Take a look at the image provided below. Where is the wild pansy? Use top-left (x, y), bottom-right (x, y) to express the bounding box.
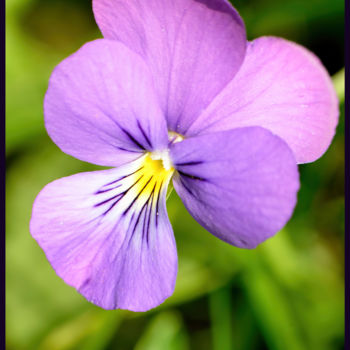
top-left (30, 0), bottom-right (338, 311)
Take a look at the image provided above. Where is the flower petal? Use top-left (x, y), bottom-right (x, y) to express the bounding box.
top-left (30, 155), bottom-right (177, 311)
top-left (170, 127), bottom-right (300, 249)
top-left (45, 39), bottom-right (169, 167)
top-left (93, 0), bottom-right (246, 133)
top-left (187, 37), bottom-right (339, 164)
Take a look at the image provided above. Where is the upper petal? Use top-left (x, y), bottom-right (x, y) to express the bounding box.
top-left (170, 127), bottom-right (300, 249)
top-left (30, 155), bottom-right (177, 311)
top-left (45, 39), bottom-right (169, 167)
top-left (187, 37), bottom-right (339, 164)
top-left (93, 0), bottom-right (246, 133)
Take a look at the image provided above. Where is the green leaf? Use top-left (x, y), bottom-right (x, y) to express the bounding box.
top-left (209, 287), bottom-right (233, 350)
top-left (134, 311), bottom-right (189, 350)
top-left (332, 68), bottom-right (345, 103)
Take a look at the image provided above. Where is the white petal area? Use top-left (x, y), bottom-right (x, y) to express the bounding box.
top-left (30, 155), bottom-right (177, 311)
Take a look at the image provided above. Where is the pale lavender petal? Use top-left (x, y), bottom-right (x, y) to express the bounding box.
top-left (170, 127), bottom-right (300, 248)
top-left (45, 39), bottom-right (168, 167)
top-left (93, 0), bottom-right (246, 133)
top-left (187, 37), bottom-right (339, 164)
top-left (30, 155), bottom-right (177, 311)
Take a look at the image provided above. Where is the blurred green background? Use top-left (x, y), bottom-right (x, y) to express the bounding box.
top-left (6, 0), bottom-right (345, 349)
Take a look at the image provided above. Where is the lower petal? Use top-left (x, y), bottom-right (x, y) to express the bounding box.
top-left (170, 127), bottom-right (300, 249)
top-left (30, 155), bottom-right (177, 311)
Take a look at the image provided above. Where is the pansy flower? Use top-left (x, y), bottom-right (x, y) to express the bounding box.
top-left (30, 0), bottom-right (338, 311)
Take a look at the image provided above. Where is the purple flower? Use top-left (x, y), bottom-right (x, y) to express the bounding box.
top-left (30, 0), bottom-right (338, 311)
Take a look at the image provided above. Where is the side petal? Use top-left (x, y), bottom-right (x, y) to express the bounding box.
top-left (93, 0), bottom-right (246, 133)
top-left (45, 39), bottom-right (169, 167)
top-left (187, 37), bottom-right (339, 164)
top-left (170, 127), bottom-right (300, 249)
top-left (30, 155), bottom-right (177, 311)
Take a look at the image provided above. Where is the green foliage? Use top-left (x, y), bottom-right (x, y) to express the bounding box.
top-left (134, 311), bottom-right (189, 350)
top-left (6, 0), bottom-right (344, 349)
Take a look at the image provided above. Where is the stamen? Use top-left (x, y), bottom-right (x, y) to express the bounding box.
top-left (168, 131), bottom-right (184, 145)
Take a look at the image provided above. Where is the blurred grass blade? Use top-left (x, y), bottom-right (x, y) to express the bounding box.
top-left (37, 311), bottom-right (121, 350)
top-left (79, 311), bottom-right (124, 350)
top-left (242, 265), bottom-right (304, 350)
top-left (209, 287), bottom-right (233, 350)
top-left (134, 311), bottom-right (189, 350)
top-left (332, 68), bottom-right (344, 103)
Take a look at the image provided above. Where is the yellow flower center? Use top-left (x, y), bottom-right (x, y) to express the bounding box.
top-left (133, 153), bottom-right (174, 201)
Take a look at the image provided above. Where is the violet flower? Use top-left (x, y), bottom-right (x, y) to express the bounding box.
top-left (30, 0), bottom-right (338, 311)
